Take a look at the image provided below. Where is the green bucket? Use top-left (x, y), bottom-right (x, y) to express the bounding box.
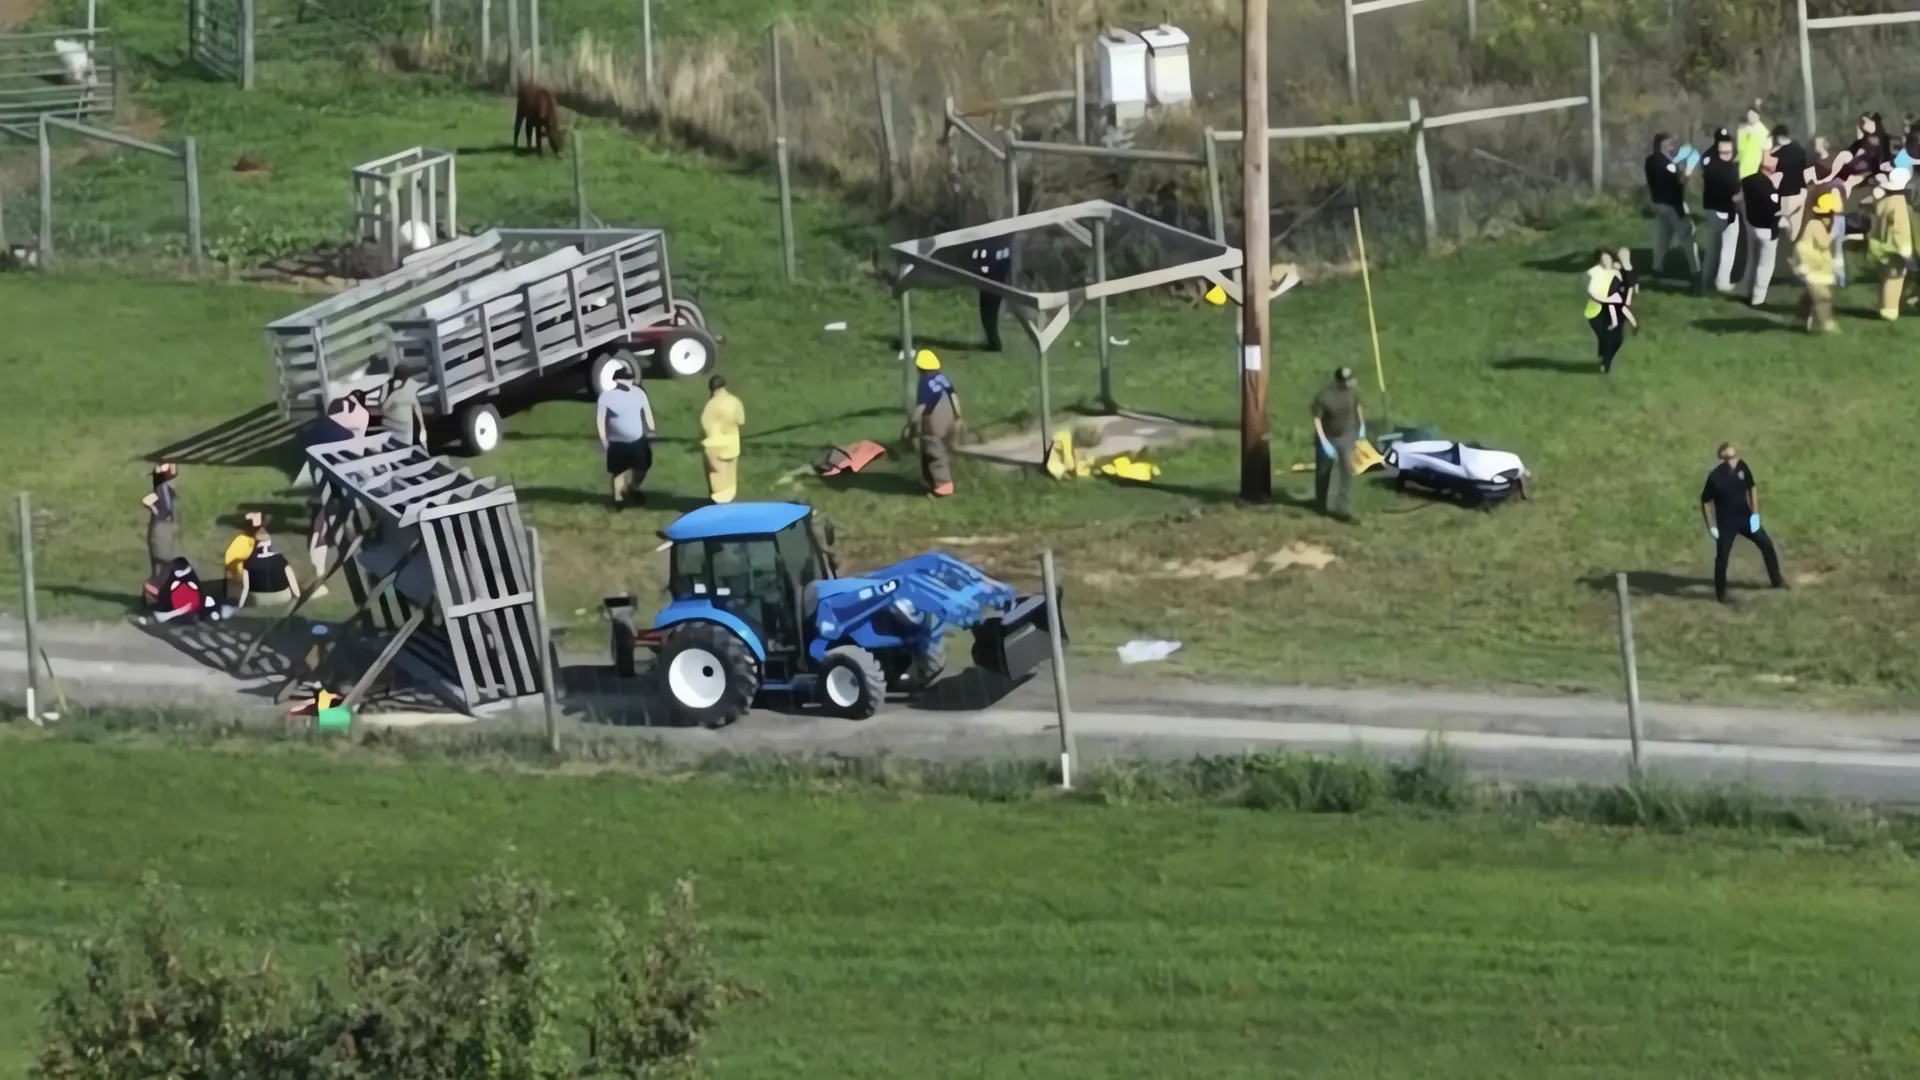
top-left (315, 705), bottom-right (352, 732)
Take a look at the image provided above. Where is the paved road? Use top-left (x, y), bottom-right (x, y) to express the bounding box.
top-left (6, 615), bottom-right (1920, 801)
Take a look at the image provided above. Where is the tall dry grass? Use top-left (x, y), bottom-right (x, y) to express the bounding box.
top-left (406, 0), bottom-right (1920, 265)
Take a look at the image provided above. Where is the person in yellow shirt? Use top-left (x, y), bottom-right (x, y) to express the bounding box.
top-left (223, 511), bottom-right (261, 604)
top-left (1736, 100), bottom-right (1770, 179)
top-left (699, 374), bottom-right (746, 504)
top-left (1795, 189), bottom-right (1842, 333)
top-left (1867, 166), bottom-right (1914, 320)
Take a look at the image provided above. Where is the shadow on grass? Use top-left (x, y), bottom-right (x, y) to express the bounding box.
top-left (44, 583), bottom-right (142, 614)
top-left (819, 470), bottom-right (928, 497)
top-left (147, 404), bottom-right (304, 475)
top-left (1490, 355), bottom-right (1600, 374)
top-left (1520, 250), bottom-right (1597, 275)
top-left (1582, 570), bottom-right (1726, 601)
top-left (877, 333), bottom-right (991, 354)
top-left (1693, 315), bottom-right (1783, 334)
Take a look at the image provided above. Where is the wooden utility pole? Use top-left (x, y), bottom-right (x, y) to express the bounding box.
top-left (1239, 0), bottom-right (1272, 501)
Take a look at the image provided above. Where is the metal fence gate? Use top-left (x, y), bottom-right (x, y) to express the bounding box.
top-left (0, 29), bottom-right (118, 134)
top-left (187, 0), bottom-right (249, 87)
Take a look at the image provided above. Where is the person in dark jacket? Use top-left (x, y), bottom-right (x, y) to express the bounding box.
top-left (1700, 442), bottom-right (1786, 605)
top-left (1645, 132), bottom-right (1702, 280)
top-left (969, 235), bottom-right (1014, 351)
top-left (1771, 124), bottom-right (1810, 242)
top-left (1699, 134), bottom-right (1743, 294)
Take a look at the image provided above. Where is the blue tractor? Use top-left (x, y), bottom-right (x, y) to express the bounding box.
top-left (608, 502), bottom-right (1061, 727)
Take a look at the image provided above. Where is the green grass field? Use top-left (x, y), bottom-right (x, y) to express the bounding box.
top-left (2, 737), bottom-right (1918, 1077)
top-left (7, 0), bottom-right (1920, 708)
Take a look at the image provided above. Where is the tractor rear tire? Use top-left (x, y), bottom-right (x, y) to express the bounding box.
top-left (819, 645), bottom-right (886, 719)
top-left (652, 622), bottom-right (759, 728)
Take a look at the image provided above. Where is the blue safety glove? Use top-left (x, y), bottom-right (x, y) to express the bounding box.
top-left (1319, 437), bottom-right (1335, 459)
top-left (1708, 526), bottom-right (1720, 541)
top-left (1749, 512), bottom-right (1760, 533)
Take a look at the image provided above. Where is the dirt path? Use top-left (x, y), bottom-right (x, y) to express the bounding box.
top-left (0, 0), bottom-right (46, 31)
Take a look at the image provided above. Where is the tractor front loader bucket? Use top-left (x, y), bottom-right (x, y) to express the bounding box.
top-left (970, 588), bottom-right (1066, 682)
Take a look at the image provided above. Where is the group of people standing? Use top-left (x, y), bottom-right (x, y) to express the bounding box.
top-left (1634, 103), bottom-right (1916, 344)
top-left (592, 363), bottom-right (748, 509)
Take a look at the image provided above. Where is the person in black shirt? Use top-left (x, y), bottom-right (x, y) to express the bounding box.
top-left (1699, 442), bottom-right (1786, 605)
top-left (1644, 132), bottom-right (1701, 279)
top-left (1699, 136), bottom-right (1743, 294)
top-left (1770, 125), bottom-right (1809, 240)
top-left (1738, 155), bottom-right (1783, 306)
top-left (967, 235), bottom-right (1014, 352)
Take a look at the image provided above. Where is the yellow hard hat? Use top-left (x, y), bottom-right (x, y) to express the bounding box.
top-left (1814, 190), bottom-right (1844, 215)
top-left (914, 349), bottom-right (940, 371)
top-left (1203, 283), bottom-right (1227, 306)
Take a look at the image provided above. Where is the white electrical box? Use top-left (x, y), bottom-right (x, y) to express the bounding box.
top-left (1139, 24), bottom-right (1192, 106)
top-left (1098, 29), bottom-right (1150, 123)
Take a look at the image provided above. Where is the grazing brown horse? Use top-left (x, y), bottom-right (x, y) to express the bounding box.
top-left (514, 80), bottom-right (566, 157)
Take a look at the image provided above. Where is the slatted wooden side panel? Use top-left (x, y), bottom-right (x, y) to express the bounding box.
top-left (386, 234), bottom-right (671, 417)
top-left (265, 234), bottom-right (505, 420)
top-left (419, 500), bottom-right (543, 707)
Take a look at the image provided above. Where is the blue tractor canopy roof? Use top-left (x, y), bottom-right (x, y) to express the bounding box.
top-left (661, 501), bottom-right (812, 542)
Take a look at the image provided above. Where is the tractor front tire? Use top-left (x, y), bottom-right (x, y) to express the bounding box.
top-left (819, 645), bottom-right (886, 719)
top-left (652, 622), bottom-right (759, 728)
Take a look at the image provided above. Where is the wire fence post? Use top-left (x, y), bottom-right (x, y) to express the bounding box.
top-left (875, 57), bottom-right (900, 206)
top-left (1203, 129), bottom-right (1225, 241)
top-left (240, 0), bottom-right (255, 90)
top-left (1003, 138), bottom-right (1019, 217)
top-left (526, 526), bottom-right (560, 754)
top-left (506, 0), bottom-right (521, 86)
top-left (36, 116), bottom-right (51, 266)
top-left (1466, 0), bottom-right (1477, 37)
top-left (1615, 571), bottom-right (1644, 781)
top-left (1040, 548), bottom-right (1074, 789)
top-left (183, 135), bottom-right (202, 272)
top-left (572, 132), bottom-right (587, 228)
top-left (640, 0), bottom-right (654, 97)
top-left (1343, 0), bottom-right (1358, 101)
top-left (1094, 219), bottom-right (1113, 413)
top-left (1796, 0), bottom-right (1816, 136)
top-left (529, 0), bottom-right (541, 75)
top-left (1409, 97), bottom-right (1436, 249)
top-left (17, 493), bottom-right (41, 724)
top-left (897, 290), bottom-right (914, 421)
top-left (771, 27), bottom-right (796, 281)
top-left (1587, 32), bottom-right (1603, 193)
top-left (1073, 42), bottom-right (1088, 143)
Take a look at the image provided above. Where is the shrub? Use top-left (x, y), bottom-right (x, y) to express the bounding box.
top-left (33, 869), bottom-right (738, 1080)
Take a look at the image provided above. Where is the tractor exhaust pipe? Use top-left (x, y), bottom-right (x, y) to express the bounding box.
top-left (969, 586), bottom-right (1065, 682)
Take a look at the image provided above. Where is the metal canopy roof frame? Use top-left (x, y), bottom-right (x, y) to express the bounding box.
top-left (888, 200), bottom-right (1252, 459)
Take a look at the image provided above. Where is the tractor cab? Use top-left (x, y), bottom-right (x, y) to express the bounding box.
top-left (661, 505), bottom-right (830, 687)
top-left (608, 502), bottom-right (1060, 728)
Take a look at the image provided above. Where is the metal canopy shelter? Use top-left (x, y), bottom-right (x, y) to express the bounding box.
top-left (889, 200), bottom-right (1276, 457)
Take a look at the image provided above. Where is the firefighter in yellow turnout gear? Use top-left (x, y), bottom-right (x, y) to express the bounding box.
top-left (1795, 189), bottom-right (1843, 334)
top-left (1868, 167), bottom-right (1915, 321)
top-left (699, 375), bottom-right (746, 504)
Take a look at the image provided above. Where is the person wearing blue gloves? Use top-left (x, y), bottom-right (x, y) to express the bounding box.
top-left (1645, 133), bottom-right (1702, 280)
top-left (1700, 442), bottom-right (1787, 606)
top-left (1310, 366), bottom-right (1364, 522)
